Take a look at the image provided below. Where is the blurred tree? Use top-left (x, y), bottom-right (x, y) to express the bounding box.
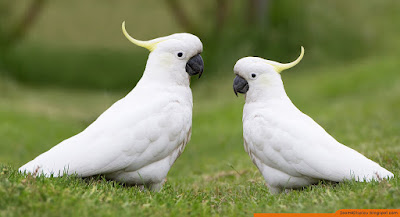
top-left (0, 0), bottom-right (46, 74)
top-left (163, 0), bottom-right (380, 68)
top-left (164, 0), bottom-right (197, 34)
top-left (163, 0), bottom-right (278, 75)
top-left (215, 0), bottom-right (229, 32)
top-left (0, 0), bottom-right (46, 51)
top-left (247, 0), bottom-right (270, 27)
top-left (164, 0), bottom-right (271, 36)
top-left (2, 0), bottom-right (396, 89)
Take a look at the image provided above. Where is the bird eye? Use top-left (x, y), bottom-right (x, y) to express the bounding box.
top-left (177, 52), bottom-right (183, 58)
top-left (251, 73), bottom-right (256, 78)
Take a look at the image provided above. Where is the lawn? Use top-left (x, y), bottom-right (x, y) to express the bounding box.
top-left (1, 52), bottom-right (399, 216)
top-left (1, 1), bottom-right (400, 215)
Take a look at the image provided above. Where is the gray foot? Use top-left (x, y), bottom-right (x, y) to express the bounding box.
top-left (149, 178), bottom-right (167, 192)
top-left (267, 185), bottom-right (283, 194)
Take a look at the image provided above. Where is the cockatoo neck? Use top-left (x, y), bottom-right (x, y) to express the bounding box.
top-left (140, 53), bottom-right (190, 87)
top-left (245, 74), bottom-right (291, 104)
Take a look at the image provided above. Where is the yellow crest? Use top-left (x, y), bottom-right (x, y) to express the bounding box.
top-left (122, 21), bottom-right (162, 52)
top-left (267, 47), bottom-right (304, 73)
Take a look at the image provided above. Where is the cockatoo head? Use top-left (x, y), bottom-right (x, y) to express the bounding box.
top-left (233, 47), bottom-right (304, 97)
top-left (122, 22), bottom-right (204, 82)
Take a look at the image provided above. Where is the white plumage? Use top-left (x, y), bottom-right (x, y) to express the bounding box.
top-left (233, 48), bottom-right (394, 194)
top-left (19, 23), bottom-right (203, 191)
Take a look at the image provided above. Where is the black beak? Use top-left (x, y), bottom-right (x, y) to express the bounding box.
top-left (233, 75), bottom-right (249, 96)
top-left (186, 54), bottom-right (204, 78)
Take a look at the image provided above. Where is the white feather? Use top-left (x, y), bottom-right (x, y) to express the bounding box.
top-left (235, 57), bottom-right (394, 194)
top-left (19, 33), bottom-right (202, 191)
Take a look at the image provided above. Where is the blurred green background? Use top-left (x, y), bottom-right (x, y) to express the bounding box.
top-left (1, 0), bottom-right (399, 90)
top-left (1, 0), bottom-right (400, 215)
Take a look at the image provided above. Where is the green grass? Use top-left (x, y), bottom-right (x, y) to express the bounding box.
top-left (1, 53), bottom-right (400, 216)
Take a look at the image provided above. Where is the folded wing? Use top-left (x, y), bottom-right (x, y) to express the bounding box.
top-left (245, 107), bottom-right (394, 182)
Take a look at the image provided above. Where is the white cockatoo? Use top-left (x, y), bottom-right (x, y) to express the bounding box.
top-left (19, 22), bottom-right (204, 191)
top-left (233, 47), bottom-right (394, 194)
